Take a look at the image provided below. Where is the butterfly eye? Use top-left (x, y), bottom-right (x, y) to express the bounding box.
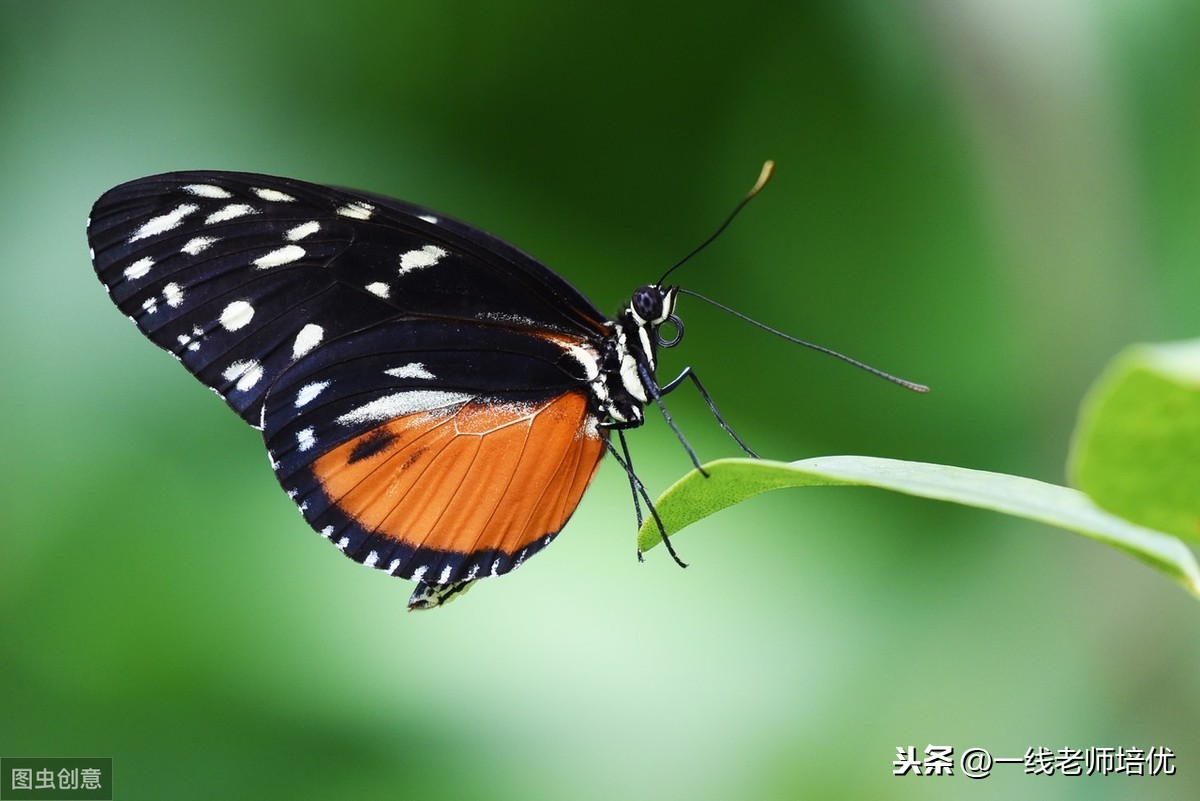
top-left (631, 285), bottom-right (665, 323)
top-left (655, 314), bottom-right (684, 348)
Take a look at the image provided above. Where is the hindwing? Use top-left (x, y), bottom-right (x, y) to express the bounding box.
top-left (262, 318), bottom-right (607, 585)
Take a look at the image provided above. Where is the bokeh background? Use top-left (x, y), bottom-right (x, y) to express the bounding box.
top-left (2, 1), bottom-right (1198, 799)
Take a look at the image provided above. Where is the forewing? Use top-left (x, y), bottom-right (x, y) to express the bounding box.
top-left (263, 319), bottom-right (607, 586)
top-left (87, 171), bottom-right (608, 426)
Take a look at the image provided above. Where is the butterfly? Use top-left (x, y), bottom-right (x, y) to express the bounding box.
top-left (87, 163), bottom-right (925, 610)
top-left (86, 166), bottom-right (761, 609)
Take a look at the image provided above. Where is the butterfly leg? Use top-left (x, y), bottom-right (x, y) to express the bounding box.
top-left (638, 362), bottom-right (709, 476)
top-left (602, 435), bottom-right (688, 569)
top-left (659, 365), bottom-right (759, 458)
top-left (616, 429), bottom-right (645, 533)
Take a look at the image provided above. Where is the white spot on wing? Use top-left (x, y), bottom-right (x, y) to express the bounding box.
top-left (162, 282), bottom-right (185, 308)
top-left (320, 525), bottom-right (334, 539)
top-left (336, 536), bottom-right (350, 552)
top-left (183, 183), bottom-right (231, 199)
top-left (142, 297), bottom-right (158, 314)
top-left (123, 256), bottom-right (154, 280)
top-left (219, 300), bottom-right (255, 331)
top-left (291, 323), bottom-right (324, 358)
top-left (253, 244), bottom-right (305, 268)
top-left (398, 245), bottom-right (448, 274)
top-left (253, 187), bottom-right (296, 202)
top-left (286, 221), bottom-right (320, 241)
top-left (295, 380), bottom-right (330, 407)
top-left (296, 426), bottom-right (316, 451)
top-left (335, 390), bottom-right (472, 425)
top-left (176, 325), bottom-right (204, 352)
top-left (438, 565), bottom-right (452, 584)
top-left (411, 565), bottom-right (428, 583)
top-left (384, 362), bottom-right (435, 380)
top-left (205, 203), bottom-right (257, 224)
top-left (364, 551), bottom-right (380, 568)
top-left (130, 203), bottom-right (198, 241)
top-left (222, 359), bottom-right (264, 392)
top-left (336, 201), bottom-right (374, 219)
top-left (387, 558), bottom-right (401, 575)
top-left (365, 282), bottom-right (390, 298)
top-left (238, 362), bottom-right (264, 392)
top-left (181, 236), bottom-right (217, 255)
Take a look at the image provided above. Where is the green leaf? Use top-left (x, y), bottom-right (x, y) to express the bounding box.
top-left (637, 456), bottom-right (1200, 599)
top-left (1070, 339), bottom-right (1200, 543)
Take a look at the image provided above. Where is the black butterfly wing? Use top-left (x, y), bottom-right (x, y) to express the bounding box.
top-left (262, 318), bottom-right (607, 591)
top-left (87, 171), bottom-right (609, 428)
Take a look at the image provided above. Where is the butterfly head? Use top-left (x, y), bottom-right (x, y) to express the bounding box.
top-left (627, 284), bottom-right (683, 348)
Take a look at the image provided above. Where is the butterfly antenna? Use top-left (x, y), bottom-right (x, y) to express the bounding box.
top-left (658, 161), bottom-right (775, 286)
top-left (678, 289), bottom-right (930, 392)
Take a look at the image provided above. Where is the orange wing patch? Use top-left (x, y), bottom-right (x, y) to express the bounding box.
top-left (311, 391), bottom-right (605, 560)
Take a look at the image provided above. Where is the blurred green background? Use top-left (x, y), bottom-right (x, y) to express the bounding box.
top-left (2, 1), bottom-right (1198, 798)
